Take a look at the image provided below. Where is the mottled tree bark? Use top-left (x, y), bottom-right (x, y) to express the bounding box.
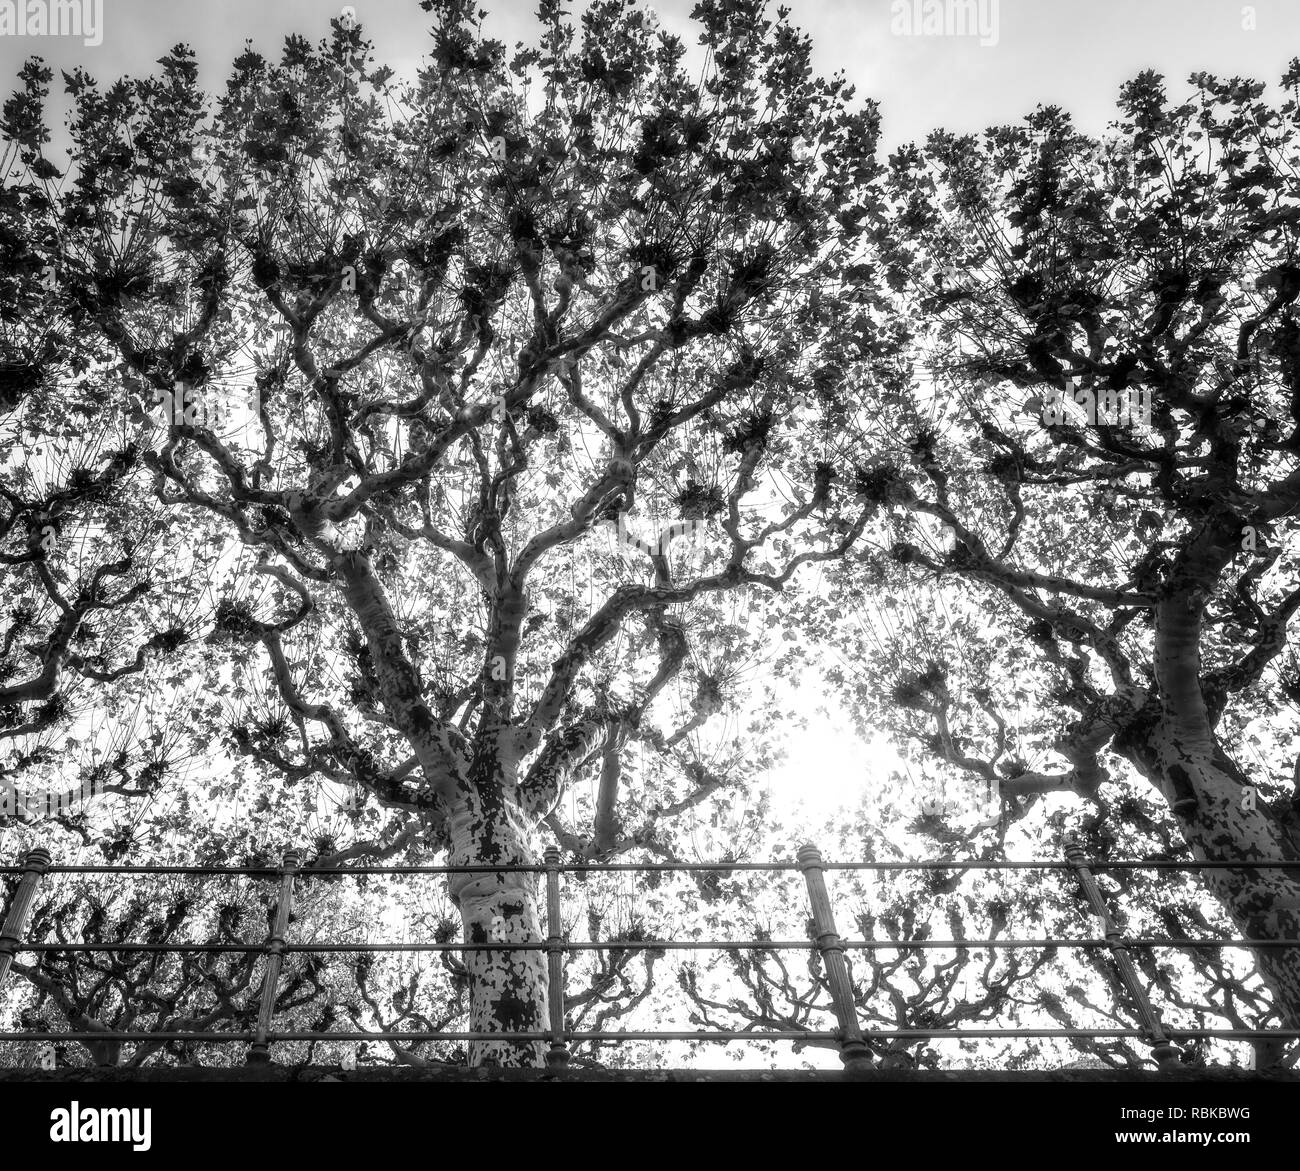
top-left (1138, 734), bottom-right (1300, 1024)
top-left (339, 552), bottom-right (552, 1066)
top-left (444, 755), bottom-right (550, 1067)
top-left (1128, 586), bottom-right (1300, 1028)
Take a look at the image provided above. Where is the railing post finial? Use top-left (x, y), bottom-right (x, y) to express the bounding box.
top-left (1064, 837), bottom-right (1181, 1073)
top-left (247, 848), bottom-right (300, 1066)
top-left (543, 846), bottom-right (570, 1070)
top-left (798, 842), bottom-right (872, 1074)
top-left (0, 847), bottom-right (53, 993)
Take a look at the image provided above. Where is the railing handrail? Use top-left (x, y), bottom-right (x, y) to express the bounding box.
top-left (4, 937), bottom-right (1295, 953)
top-left (4, 1028), bottom-right (1298, 1044)
top-left (3, 859), bottom-right (1297, 875)
top-left (2, 843), bottom-right (1295, 1073)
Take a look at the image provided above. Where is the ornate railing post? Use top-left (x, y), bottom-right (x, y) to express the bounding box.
top-left (797, 843), bottom-right (872, 1072)
top-left (543, 846), bottom-right (570, 1069)
top-left (1065, 837), bottom-right (1180, 1072)
top-left (247, 849), bottom-right (300, 1066)
top-left (0, 848), bottom-right (52, 993)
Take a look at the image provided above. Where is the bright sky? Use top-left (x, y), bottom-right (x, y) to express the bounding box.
top-left (764, 716), bottom-right (902, 827)
top-left (3, 0), bottom-right (1299, 150)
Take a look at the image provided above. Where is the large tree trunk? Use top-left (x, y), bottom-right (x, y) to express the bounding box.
top-left (444, 764), bottom-right (550, 1068)
top-left (1141, 587), bottom-right (1300, 1030)
top-left (338, 554), bottom-right (554, 1066)
top-left (1139, 727), bottom-right (1300, 1030)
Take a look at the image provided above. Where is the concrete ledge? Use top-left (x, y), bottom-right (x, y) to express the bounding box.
top-left (0, 1065), bottom-right (1296, 1083)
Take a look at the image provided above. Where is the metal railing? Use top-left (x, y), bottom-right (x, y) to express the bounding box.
top-left (1, 838), bottom-right (1297, 1072)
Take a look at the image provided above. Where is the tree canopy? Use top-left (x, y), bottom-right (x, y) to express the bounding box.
top-left (1, 2), bottom-right (1297, 1074)
top-left (0, 0), bottom-right (883, 1067)
top-left (809, 64), bottom-right (1300, 1056)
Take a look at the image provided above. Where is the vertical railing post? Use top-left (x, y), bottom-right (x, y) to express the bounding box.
top-left (1065, 837), bottom-right (1180, 1072)
top-left (247, 849), bottom-right (299, 1066)
top-left (543, 846), bottom-right (569, 1069)
top-left (797, 843), bottom-right (873, 1072)
top-left (0, 848), bottom-right (52, 993)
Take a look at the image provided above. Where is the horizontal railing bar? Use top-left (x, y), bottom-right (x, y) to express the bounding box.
top-left (2, 1029), bottom-right (1295, 1043)
top-left (10, 938), bottom-right (1297, 953)
top-left (3, 860), bottom-right (1297, 876)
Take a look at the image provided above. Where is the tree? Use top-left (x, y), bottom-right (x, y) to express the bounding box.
top-left (0, 59), bottom-right (194, 841)
top-left (3, 871), bottom-right (329, 1070)
top-left (680, 789), bottom-right (1283, 1070)
top-left (2, 0), bottom-right (882, 1065)
top-left (813, 66), bottom-right (1300, 1054)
